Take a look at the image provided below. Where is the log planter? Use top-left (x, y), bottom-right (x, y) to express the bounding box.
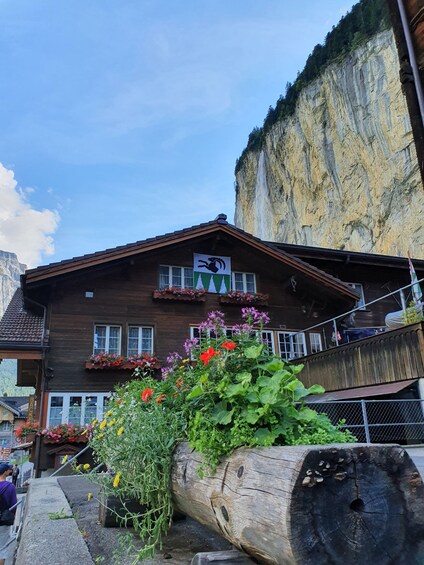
top-left (171, 442), bottom-right (424, 564)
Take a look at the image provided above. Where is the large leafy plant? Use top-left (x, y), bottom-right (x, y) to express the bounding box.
top-left (89, 308), bottom-right (355, 560)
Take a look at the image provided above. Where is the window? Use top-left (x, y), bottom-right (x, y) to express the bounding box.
top-left (128, 326), bottom-right (154, 356)
top-left (0, 422), bottom-right (12, 432)
top-left (347, 283), bottom-right (366, 310)
top-left (93, 325), bottom-right (121, 355)
top-left (232, 272), bottom-right (256, 293)
top-left (277, 331), bottom-right (306, 360)
top-left (189, 326), bottom-right (234, 351)
top-left (309, 332), bottom-right (323, 354)
top-left (47, 393), bottom-right (111, 426)
top-left (261, 331), bottom-right (276, 354)
top-left (159, 265), bottom-right (193, 289)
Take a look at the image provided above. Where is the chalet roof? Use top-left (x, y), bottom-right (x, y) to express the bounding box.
top-left (0, 289), bottom-right (44, 346)
top-left (0, 399), bottom-right (20, 417)
top-left (23, 215), bottom-right (358, 301)
top-left (0, 397), bottom-right (29, 417)
top-left (270, 241), bottom-right (424, 271)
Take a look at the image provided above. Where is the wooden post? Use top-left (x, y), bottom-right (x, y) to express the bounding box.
top-left (172, 443), bottom-right (424, 564)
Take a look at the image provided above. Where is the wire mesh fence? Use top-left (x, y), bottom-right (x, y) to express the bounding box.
top-left (305, 399), bottom-right (424, 444)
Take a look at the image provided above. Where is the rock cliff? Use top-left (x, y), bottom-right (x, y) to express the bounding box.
top-left (0, 251), bottom-right (25, 318)
top-left (234, 30), bottom-right (424, 258)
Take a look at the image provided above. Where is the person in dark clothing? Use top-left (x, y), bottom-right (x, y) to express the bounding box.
top-left (11, 465), bottom-right (19, 487)
top-left (0, 464), bottom-right (17, 515)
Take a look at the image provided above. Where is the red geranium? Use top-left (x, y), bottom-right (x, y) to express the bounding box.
top-left (199, 347), bottom-right (220, 366)
top-left (141, 388), bottom-right (154, 402)
top-left (221, 341), bottom-right (236, 350)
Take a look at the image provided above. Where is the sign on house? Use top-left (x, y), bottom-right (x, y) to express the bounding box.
top-left (193, 253), bottom-right (231, 293)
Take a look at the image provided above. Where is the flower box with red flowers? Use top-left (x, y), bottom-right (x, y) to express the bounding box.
top-left (85, 353), bottom-right (161, 371)
top-left (14, 420), bottom-right (40, 443)
top-left (219, 291), bottom-right (269, 306)
top-left (152, 287), bottom-right (207, 302)
top-left (41, 423), bottom-right (90, 445)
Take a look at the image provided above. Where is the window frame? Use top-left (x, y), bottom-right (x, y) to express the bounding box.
top-left (309, 332), bottom-right (323, 354)
top-left (93, 324), bottom-right (122, 355)
top-left (231, 272), bottom-right (256, 293)
top-left (277, 331), bottom-right (307, 360)
top-left (159, 265), bottom-right (194, 290)
top-left (347, 282), bottom-right (366, 310)
top-left (46, 392), bottom-right (112, 427)
top-left (127, 325), bottom-right (154, 356)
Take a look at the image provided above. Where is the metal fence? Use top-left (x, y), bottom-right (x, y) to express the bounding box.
top-left (306, 399), bottom-right (424, 444)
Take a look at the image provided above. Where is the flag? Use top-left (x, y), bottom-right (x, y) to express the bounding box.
top-left (408, 252), bottom-right (423, 305)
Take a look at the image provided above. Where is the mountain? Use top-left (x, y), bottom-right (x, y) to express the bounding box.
top-left (234, 0), bottom-right (424, 257)
top-left (0, 251), bottom-right (33, 395)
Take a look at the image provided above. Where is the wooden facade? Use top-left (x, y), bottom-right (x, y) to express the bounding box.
top-left (2, 217), bottom-right (424, 473)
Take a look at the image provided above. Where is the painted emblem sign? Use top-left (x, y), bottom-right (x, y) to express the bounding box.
top-left (193, 253), bottom-right (231, 293)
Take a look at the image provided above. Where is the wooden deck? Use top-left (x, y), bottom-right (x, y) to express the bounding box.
top-left (299, 322), bottom-right (424, 392)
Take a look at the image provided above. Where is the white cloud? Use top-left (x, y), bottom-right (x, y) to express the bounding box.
top-left (0, 162), bottom-right (59, 268)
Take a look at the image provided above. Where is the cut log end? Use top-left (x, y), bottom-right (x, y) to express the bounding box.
top-left (290, 445), bottom-right (424, 564)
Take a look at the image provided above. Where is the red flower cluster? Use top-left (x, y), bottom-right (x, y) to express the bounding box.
top-left (154, 287), bottom-right (206, 299)
top-left (222, 290), bottom-right (269, 304)
top-left (87, 353), bottom-right (160, 369)
top-left (41, 423), bottom-right (90, 443)
top-left (141, 388), bottom-right (154, 402)
top-left (221, 341), bottom-right (236, 350)
top-left (199, 347), bottom-right (221, 366)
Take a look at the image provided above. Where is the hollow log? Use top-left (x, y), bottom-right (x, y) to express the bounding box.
top-left (171, 443), bottom-right (424, 565)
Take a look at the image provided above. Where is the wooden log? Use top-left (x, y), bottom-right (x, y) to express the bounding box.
top-left (172, 443), bottom-right (424, 565)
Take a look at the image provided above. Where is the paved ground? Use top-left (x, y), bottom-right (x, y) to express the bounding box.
top-left (59, 476), bottom-right (232, 564)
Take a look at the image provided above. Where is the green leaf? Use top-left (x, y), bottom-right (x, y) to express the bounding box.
top-left (258, 388), bottom-right (278, 405)
top-left (306, 384), bottom-right (325, 396)
top-left (290, 363), bottom-right (304, 374)
top-left (225, 383), bottom-right (245, 397)
top-left (258, 359), bottom-right (285, 373)
top-left (186, 385), bottom-right (203, 399)
top-left (297, 407), bottom-right (318, 423)
top-left (245, 391), bottom-right (260, 403)
top-left (211, 401), bottom-right (234, 425)
top-left (199, 374), bottom-right (209, 384)
top-left (254, 427), bottom-right (275, 445)
top-left (235, 371), bottom-right (252, 385)
top-left (244, 344), bottom-right (263, 359)
top-left (241, 407), bottom-right (261, 425)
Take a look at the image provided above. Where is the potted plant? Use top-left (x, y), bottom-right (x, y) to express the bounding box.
top-left (219, 290), bottom-right (269, 306)
top-left (14, 420), bottom-right (40, 443)
top-left (152, 287), bottom-right (207, 302)
top-left (41, 423), bottom-right (91, 444)
top-left (85, 352), bottom-right (160, 371)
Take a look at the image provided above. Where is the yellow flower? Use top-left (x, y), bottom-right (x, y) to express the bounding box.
top-left (87, 492), bottom-right (93, 502)
top-left (105, 410), bottom-right (113, 418)
top-left (182, 358), bottom-right (190, 363)
top-left (117, 427), bottom-right (124, 436)
top-left (97, 433), bottom-right (104, 439)
top-left (62, 455), bottom-right (68, 464)
top-left (83, 463), bottom-right (90, 470)
top-left (91, 418), bottom-right (98, 426)
top-left (108, 419), bottom-right (115, 427)
top-left (99, 419), bottom-right (107, 429)
top-left (75, 464), bottom-right (81, 471)
top-left (81, 428), bottom-right (88, 435)
top-left (113, 471), bottom-right (121, 488)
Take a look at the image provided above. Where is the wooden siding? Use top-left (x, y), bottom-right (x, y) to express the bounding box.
top-left (299, 322), bottom-right (424, 392)
top-left (42, 238), bottom-right (349, 393)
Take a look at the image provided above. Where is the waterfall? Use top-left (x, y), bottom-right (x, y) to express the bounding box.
top-left (254, 151), bottom-right (274, 241)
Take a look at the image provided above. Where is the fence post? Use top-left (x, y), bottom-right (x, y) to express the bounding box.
top-left (332, 319), bottom-right (339, 347)
top-left (361, 400), bottom-right (371, 443)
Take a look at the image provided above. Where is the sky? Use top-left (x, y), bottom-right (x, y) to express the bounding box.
top-left (0, 0), bottom-right (356, 268)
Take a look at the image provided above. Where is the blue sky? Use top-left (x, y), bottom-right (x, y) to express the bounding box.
top-left (0, 0), bottom-right (356, 267)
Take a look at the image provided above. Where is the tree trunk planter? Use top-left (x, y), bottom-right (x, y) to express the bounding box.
top-left (171, 443), bottom-right (424, 564)
top-left (152, 290), bottom-right (206, 303)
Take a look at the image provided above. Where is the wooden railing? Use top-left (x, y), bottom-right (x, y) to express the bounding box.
top-left (299, 322), bottom-right (424, 391)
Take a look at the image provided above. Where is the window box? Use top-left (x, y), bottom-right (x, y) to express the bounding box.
top-left (85, 354), bottom-right (161, 371)
top-left (219, 291), bottom-right (269, 306)
top-left (43, 435), bottom-right (89, 445)
top-left (152, 289), bottom-right (206, 302)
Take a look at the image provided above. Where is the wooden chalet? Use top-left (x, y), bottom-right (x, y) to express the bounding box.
top-left (0, 214), bottom-right (423, 474)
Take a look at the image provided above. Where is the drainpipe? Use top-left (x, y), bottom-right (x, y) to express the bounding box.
top-left (397, 0), bottom-right (424, 127)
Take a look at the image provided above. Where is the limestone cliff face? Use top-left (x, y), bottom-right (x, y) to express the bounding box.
top-left (235, 30), bottom-right (424, 258)
top-left (0, 251), bottom-right (25, 318)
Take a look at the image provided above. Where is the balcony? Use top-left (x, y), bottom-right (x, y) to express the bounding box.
top-left (299, 322), bottom-right (424, 392)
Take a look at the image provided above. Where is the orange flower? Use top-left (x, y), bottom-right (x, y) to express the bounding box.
top-left (173, 392), bottom-right (178, 398)
top-left (221, 341), bottom-right (236, 350)
top-left (156, 394), bottom-right (166, 404)
top-left (199, 347), bottom-right (220, 366)
top-left (141, 388), bottom-right (154, 402)
top-left (176, 378), bottom-right (183, 389)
